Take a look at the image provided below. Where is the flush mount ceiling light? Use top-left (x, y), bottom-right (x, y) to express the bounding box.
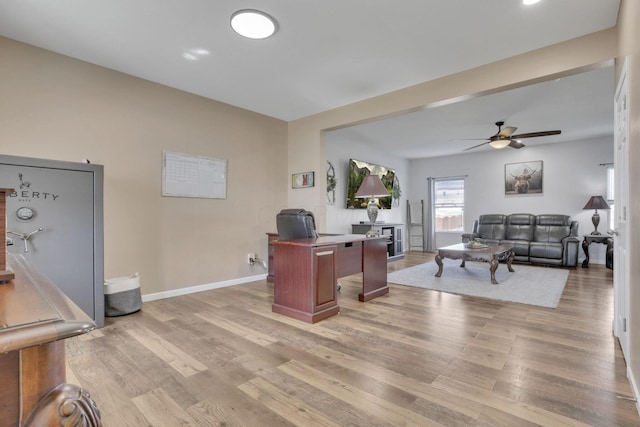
top-left (523, 0), bottom-right (541, 5)
top-left (231, 9), bottom-right (277, 39)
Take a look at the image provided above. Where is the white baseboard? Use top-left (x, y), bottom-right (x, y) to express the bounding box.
top-left (629, 364), bottom-right (640, 416)
top-left (141, 273), bottom-right (267, 302)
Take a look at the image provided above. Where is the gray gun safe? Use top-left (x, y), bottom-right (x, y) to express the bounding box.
top-left (0, 154), bottom-right (105, 327)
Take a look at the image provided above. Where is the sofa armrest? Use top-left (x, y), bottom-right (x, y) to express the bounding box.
top-left (461, 233), bottom-right (478, 243)
top-left (461, 219), bottom-right (481, 243)
top-left (562, 236), bottom-right (580, 266)
top-left (569, 220), bottom-right (579, 238)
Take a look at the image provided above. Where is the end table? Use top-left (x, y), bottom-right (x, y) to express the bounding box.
top-left (582, 235), bottom-right (610, 268)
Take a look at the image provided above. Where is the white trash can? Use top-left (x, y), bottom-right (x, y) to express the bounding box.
top-left (104, 272), bottom-right (142, 317)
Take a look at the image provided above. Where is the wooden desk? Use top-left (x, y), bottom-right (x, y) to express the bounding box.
top-left (271, 234), bottom-right (388, 323)
top-left (0, 254), bottom-right (102, 426)
top-left (267, 232), bottom-right (341, 282)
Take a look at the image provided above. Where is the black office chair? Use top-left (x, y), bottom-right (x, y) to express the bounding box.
top-left (275, 209), bottom-right (341, 291)
top-left (276, 209), bottom-right (318, 240)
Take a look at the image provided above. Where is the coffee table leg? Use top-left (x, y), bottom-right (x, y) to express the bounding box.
top-left (435, 254), bottom-right (443, 277)
top-left (460, 256), bottom-right (466, 268)
top-left (507, 251), bottom-right (515, 273)
top-left (490, 254), bottom-right (499, 285)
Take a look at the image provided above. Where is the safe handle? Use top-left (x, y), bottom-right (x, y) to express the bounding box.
top-left (7, 227), bottom-right (44, 253)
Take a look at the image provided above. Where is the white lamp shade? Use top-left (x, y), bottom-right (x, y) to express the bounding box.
top-left (355, 175), bottom-right (390, 198)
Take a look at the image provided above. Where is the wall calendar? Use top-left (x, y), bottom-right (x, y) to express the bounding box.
top-left (162, 150), bottom-right (227, 199)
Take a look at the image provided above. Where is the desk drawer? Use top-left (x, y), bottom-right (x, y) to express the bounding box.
top-left (337, 241), bottom-right (363, 278)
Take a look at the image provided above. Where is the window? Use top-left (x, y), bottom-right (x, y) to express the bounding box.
top-left (607, 166), bottom-right (615, 230)
top-left (434, 178), bottom-right (464, 231)
top-left (606, 166), bottom-right (615, 201)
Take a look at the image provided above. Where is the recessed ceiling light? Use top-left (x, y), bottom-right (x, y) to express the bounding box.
top-left (230, 9), bottom-right (277, 39)
top-left (523, 0), bottom-right (541, 5)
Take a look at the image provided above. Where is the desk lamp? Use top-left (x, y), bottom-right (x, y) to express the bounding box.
top-left (355, 175), bottom-right (391, 237)
top-left (583, 195), bottom-right (610, 235)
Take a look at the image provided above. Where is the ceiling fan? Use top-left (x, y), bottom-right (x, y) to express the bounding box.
top-left (460, 121), bottom-right (561, 151)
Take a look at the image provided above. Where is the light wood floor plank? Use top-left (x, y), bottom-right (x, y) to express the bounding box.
top-left (239, 377), bottom-right (344, 427)
top-left (127, 327), bottom-right (208, 377)
top-left (65, 252), bottom-right (639, 426)
top-left (132, 387), bottom-right (199, 426)
top-left (271, 340), bottom-right (486, 419)
top-left (279, 359), bottom-right (445, 426)
top-left (194, 311), bottom-right (279, 347)
top-left (431, 375), bottom-right (594, 427)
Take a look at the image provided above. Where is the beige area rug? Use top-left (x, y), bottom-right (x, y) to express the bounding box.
top-left (387, 259), bottom-right (569, 308)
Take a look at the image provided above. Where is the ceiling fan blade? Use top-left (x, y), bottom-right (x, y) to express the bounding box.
top-left (498, 126), bottom-right (517, 138)
top-left (457, 123), bottom-right (560, 152)
top-left (511, 130), bottom-right (561, 139)
top-left (463, 141), bottom-right (490, 151)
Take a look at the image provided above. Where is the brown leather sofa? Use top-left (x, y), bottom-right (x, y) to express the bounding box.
top-left (462, 213), bottom-right (580, 267)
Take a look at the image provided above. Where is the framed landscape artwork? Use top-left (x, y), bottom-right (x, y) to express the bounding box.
top-left (505, 161), bottom-right (543, 195)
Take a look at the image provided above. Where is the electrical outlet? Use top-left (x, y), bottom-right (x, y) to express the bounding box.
top-left (247, 253), bottom-right (255, 265)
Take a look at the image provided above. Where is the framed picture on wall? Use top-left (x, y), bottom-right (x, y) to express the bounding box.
top-left (292, 171), bottom-right (314, 189)
top-left (505, 160), bottom-right (543, 195)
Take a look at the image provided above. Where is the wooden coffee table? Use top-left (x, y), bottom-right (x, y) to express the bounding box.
top-left (435, 243), bottom-right (515, 284)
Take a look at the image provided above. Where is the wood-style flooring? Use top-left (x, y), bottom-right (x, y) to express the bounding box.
top-left (66, 252), bottom-right (640, 426)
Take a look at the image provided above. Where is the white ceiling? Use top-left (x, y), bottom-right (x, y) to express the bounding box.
top-left (328, 65), bottom-right (615, 159)
top-left (0, 1), bottom-right (619, 158)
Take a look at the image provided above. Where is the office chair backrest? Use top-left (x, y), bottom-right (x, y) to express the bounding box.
top-left (276, 209), bottom-right (318, 240)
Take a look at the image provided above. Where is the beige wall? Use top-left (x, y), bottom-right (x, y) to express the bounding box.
top-left (617, 0), bottom-right (640, 402)
top-left (0, 37), bottom-right (288, 295)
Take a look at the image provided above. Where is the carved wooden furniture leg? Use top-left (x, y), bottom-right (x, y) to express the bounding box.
top-left (490, 254), bottom-right (499, 284)
top-left (507, 251), bottom-right (515, 272)
top-left (24, 383), bottom-right (102, 427)
top-left (582, 237), bottom-right (590, 268)
top-left (435, 254), bottom-right (443, 277)
top-left (1, 255), bottom-right (101, 426)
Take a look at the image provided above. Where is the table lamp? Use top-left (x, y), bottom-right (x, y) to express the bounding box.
top-left (355, 175), bottom-right (391, 237)
top-left (583, 195), bottom-right (610, 235)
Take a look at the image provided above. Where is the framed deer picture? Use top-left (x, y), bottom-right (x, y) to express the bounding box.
top-left (505, 161), bottom-right (543, 195)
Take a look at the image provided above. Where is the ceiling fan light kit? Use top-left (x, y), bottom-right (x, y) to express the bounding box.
top-left (489, 139), bottom-right (511, 149)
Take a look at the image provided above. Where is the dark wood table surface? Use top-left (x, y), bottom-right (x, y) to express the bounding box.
top-left (435, 243), bottom-right (515, 284)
